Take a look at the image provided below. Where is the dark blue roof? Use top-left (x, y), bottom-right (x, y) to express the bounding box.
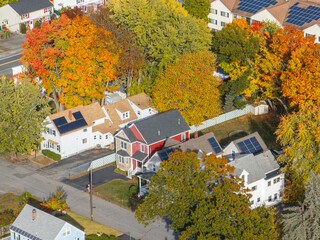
top-left (52, 111), bottom-right (88, 135)
top-left (237, 0), bottom-right (278, 14)
top-left (286, 2), bottom-right (320, 26)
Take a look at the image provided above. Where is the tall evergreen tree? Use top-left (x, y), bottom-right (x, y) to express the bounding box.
top-left (283, 172), bottom-right (320, 240)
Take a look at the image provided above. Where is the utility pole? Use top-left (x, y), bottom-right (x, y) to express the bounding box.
top-left (90, 168), bottom-right (93, 221)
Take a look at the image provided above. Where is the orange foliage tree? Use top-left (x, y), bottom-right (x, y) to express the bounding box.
top-left (21, 14), bottom-right (119, 111)
top-left (152, 51), bottom-right (221, 126)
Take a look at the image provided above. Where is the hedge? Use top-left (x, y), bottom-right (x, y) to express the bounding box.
top-left (20, 23), bottom-right (26, 34)
top-left (42, 150), bottom-right (61, 161)
top-left (86, 234), bottom-right (117, 240)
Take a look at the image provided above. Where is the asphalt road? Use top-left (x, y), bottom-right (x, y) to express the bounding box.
top-left (0, 53), bottom-right (22, 76)
top-left (0, 158), bottom-right (178, 240)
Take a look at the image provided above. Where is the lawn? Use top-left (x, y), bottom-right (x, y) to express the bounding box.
top-left (199, 113), bottom-right (281, 150)
top-left (0, 193), bottom-right (20, 212)
top-left (58, 211), bottom-right (122, 236)
top-left (94, 179), bottom-right (140, 210)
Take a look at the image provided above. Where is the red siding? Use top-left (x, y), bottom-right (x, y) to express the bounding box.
top-left (171, 134), bottom-right (182, 142)
top-left (132, 142), bottom-right (140, 155)
top-left (149, 140), bottom-right (166, 156)
top-left (186, 131), bottom-right (190, 140)
top-left (132, 159), bottom-right (136, 169)
top-left (130, 125), bottom-right (145, 142)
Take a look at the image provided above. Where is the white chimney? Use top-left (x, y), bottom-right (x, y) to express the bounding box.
top-left (158, 130), bottom-right (160, 135)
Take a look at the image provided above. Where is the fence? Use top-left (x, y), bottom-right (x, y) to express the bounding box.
top-left (0, 225), bottom-right (10, 238)
top-left (69, 153), bottom-right (116, 177)
top-left (189, 104), bottom-right (268, 134)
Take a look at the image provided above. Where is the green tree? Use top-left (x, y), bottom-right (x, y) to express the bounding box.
top-left (0, 77), bottom-right (50, 160)
top-left (283, 172), bottom-right (320, 240)
top-left (276, 105), bottom-right (320, 203)
top-left (212, 18), bottom-right (261, 96)
top-left (152, 51), bottom-right (221, 126)
top-left (0, 0), bottom-right (18, 7)
top-left (184, 0), bottom-right (210, 20)
top-left (135, 151), bottom-right (277, 240)
top-left (108, 0), bottom-right (211, 69)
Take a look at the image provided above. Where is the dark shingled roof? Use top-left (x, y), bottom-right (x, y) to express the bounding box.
top-left (9, 0), bottom-right (53, 15)
top-left (126, 109), bottom-right (190, 145)
top-left (117, 150), bottom-right (130, 157)
top-left (132, 151), bottom-right (148, 162)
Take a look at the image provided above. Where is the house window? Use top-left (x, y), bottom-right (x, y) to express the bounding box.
top-left (100, 135), bottom-right (102, 140)
top-left (83, 128), bottom-right (87, 132)
top-left (57, 145), bottom-right (60, 152)
top-left (77, 0), bottom-right (84, 3)
top-left (125, 158), bottom-right (129, 164)
top-left (119, 156), bottom-right (124, 163)
top-left (62, 227), bottom-right (71, 236)
top-left (94, 136), bottom-right (96, 140)
top-left (181, 133), bottom-right (186, 142)
top-left (105, 135), bottom-right (108, 139)
top-left (305, 33), bottom-right (314, 37)
top-left (274, 193), bottom-right (278, 200)
top-left (251, 186), bottom-right (257, 191)
top-left (318, 36), bottom-right (320, 42)
top-left (250, 200), bottom-right (254, 205)
top-left (122, 111), bottom-right (129, 120)
top-left (141, 145), bottom-right (145, 152)
top-left (268, 195), bottom-right (272, 202)
top-left (210, 19), bottom-right (218, 25)
top-left (221, 22), bottom-right (226, 27)
top-left (152, 163), bottom-right (156, 172)
top-left (121, 141), bottom-right (127, 149)
top-left (137, 111), bottom-right (141, 115)
top-left (257, 197), bottom-right (260, 203)
top-left (241, 175), bottom-right (245, 182)
top-left (268, 181), bottom-right (271, 187)
top-left (221, 11), bottom-right (229, 17)
top-left (22, 14), bottom-right (28, 20)
top-left (82, 138), bottom-right (87, 144)
top-left (211, 8), bottom-right (217, 14)
top-left (44, 7), bottom-right (51, 13)
top-left (273, 178), bottom-right (277, 184)
top-left (277, 177), bottom-right (280, 182)
top-left (234, 14), bottom-right (238, 19)
top-left (52, 130), bottom-right (56, 136)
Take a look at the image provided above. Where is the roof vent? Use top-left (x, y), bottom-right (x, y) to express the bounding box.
top-left (68, 110), bottom-right (73, 121)
top-left (158, 130), bottom-right (160, 136)
top-left (32, 209), bottom-right (36, 221)
top-left (178, 119), bottom-right (180, 125)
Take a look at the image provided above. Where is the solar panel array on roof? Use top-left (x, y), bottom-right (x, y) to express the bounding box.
top-left (159, 149), bottom-right (175, 161)
top-left (237, 137), bottom-right (263, 154)
top-left (52, 111), bottom-right (88, 134)
top-left (237, 0), bottom-right (278, 14)
top-left (286, 2), bottom-right (320, 26)
top-left (10, 225), bottom-right (41, 240)
top-left (208, 137), bottom-right (222, 154)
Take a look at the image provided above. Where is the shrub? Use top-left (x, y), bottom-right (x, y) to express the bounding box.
top-left (34, 21), bottom-right (41, 29)
top-left (129, 185), bottom-right (138, 196)
top-left (20, 23), bottom-right (26, 34)
top-left (40, 187), bottom-right (68, 212)
top-left (42, 149), bottom-right (61, 161)
top-left (86, 234), bottom-right (117, 240)
top-left (0, 209), bottom-right (15, 227)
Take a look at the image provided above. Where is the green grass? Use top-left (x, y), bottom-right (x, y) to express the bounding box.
top-left (94, 179), bottom-right (140, 210)
top-left (199, 113), bottom-right (281, 150)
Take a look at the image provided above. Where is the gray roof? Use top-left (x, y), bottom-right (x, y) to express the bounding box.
top-left (160, 132), bottom-right (221, 155)
top-left (9, 0), bottom-right (53, 15)
top-left (132, 151), bottom-right (148, 162)
top-left (228, 150), bottom-right (280, 184)
top-left (10, 204), bottom-right (78, 240)
top-left (117, 150), bottom-right (130, 157)
top-left (125, 109), bottom-right (190, 145)
top-left (138, 172), bottom-right (155, 181)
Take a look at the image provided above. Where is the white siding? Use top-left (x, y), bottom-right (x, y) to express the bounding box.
top-left (208, 0), bottom-right (233, 31)
top-left (303, 24), bottom-right (320, 43)
top-left (53, 0), bottom-right (104, 10)
top-left (0, 5), bottom-right (20, 32)
top-left (251, 9), bottom-right (281, 25)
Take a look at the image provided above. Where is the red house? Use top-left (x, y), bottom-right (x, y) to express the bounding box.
top-left (114, 109), bottom-right (190, 177)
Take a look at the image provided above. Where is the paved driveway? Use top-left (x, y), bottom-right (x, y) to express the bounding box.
top-left (38, 148), bottom-right (114, 180)
top-left (62, 165), bottom-right (128, 190)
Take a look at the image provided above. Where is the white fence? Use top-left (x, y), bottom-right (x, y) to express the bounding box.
top-left (189, 104), bottom-right (268, 134)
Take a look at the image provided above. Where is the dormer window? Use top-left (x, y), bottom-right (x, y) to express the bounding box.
top-left (122, 111), bottom-right (129, 120)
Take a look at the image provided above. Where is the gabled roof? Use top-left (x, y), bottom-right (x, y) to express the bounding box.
top-left (49, 102), bottom-right (105, 136)
top-left (120, 109), bottom-right (190, 145)
top-left (9, 0), bottom-right (53, 15)
top-left (10, 204), bottom-right (83, 240)
top-left (162, 132), bottom-right (222, 155)
top-left (228, 150), bottom-right (280, 184)
top-left (232, 132), bottom-right (268, 154)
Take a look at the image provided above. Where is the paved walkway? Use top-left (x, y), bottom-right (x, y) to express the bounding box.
top-left (0, 158), bottom-right (178, 240)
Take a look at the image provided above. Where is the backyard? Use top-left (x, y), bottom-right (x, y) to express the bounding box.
top-left (198, 113), bottom-right (281, 150)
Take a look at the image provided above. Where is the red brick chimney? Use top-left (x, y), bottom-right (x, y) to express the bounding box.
top-left (68, 110), bottom-right (73, 120)
top-left (194, 131), bottom-right (198, 138)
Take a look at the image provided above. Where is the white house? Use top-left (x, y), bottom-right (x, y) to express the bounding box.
top-left (223, 132), bottom-right (284, 207)
top-left (41, 93), bottom-right (156, 159)
top-left (0, 0), bottom-right (53, 32)
top-left (10, 204), bottom-right (85, 240)
top-left (52, 0), bottom-right (105, 12)
top-left (208, 0), bottom-right (320, 42)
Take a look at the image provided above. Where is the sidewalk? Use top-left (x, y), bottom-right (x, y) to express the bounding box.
top-left (0, 33), bottom-right (25, 58)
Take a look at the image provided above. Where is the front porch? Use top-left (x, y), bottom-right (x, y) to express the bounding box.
top-left (137, 172), bottom-right (156, 197)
